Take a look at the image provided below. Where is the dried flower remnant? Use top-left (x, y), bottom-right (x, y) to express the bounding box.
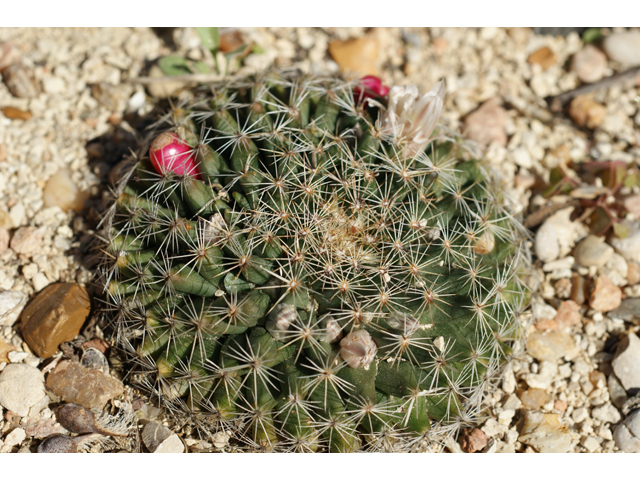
top-left (382, 80), bottom-right (446, 155)
top-left (339, 329), bottom-right (378, 370)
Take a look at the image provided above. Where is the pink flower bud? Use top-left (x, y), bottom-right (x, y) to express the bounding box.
top-left (149, 132), bottom-right (201, 179)
top-left (354, 75), bottom-right (390, 103)
top-left (339, 329), bottom-right (378, 370)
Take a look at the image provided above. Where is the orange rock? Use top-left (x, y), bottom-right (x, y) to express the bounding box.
top-left (627, 261), bottom-right (640, 286)
top-left (42, 168), bottom-right (90, 212)
top-left (554, 399), bottom-right (568, 411)
top-left (329, 33), bottom-right (379, 77)
top-left (463, 98), bottom-right (507, 148)
top-left (1, 106), bottom-right (32, 121)
top-left (20, 283), bottom-right (91, 358)
top-left (554, 300), bottom-right (582, 328)
top-left (527, 46), bottom-right (556, 70)
top-left (0, 336), bottom-right (16, 362)
top-left (568, 95), bottom-right (606, 129)
top-left (589, 275), bottom-right (622, 312)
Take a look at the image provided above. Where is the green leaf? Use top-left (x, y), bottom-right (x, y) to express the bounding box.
top-left (582, 28), bottom-right (603, 45)
top-left (252, 44), bottom-right (265, 54)
top-left (157, 55), bottom-right (192, 76)
top-left (613, 221), bottom-right (630, 239)
top-left (224, 43), bottom-right (250, 59)
top-left (196, 27), bottom-right (219, 52)
top-left (191, 61), bottom-right (211, 74)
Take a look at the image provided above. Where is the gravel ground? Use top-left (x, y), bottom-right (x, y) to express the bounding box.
top-left (1, 27), bottom-right (640, 453)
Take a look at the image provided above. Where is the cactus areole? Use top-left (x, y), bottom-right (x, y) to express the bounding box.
top-left (101, 71), bottom-right (530, 452)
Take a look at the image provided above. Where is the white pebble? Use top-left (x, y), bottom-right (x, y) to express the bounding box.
top-left (4, 428), bottom-right (26, 447)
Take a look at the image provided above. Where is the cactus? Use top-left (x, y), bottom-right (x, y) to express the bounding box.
top-left (101, 70), bottom-right (530, 452)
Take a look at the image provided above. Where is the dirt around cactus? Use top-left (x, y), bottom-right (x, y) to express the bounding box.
top-left (0, 27), bottom-right (639, 453)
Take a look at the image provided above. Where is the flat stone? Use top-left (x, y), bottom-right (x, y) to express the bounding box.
top-left (608, 374), bottom-right (629, 409)
top-left (612, 333), bottom-right (640, 391)
top-left (608, 298), bottom-right (640, 325)
top-left (603, 31), bottom-right (640, 65)
top-left (568, 95), bottom-right (606, 129)
top-left (519, 411), bottom-right (572, 453)
top-left (622, 194), bottom-right (640, 218)
top-left (462, 98), bottom-right (507, 147)
top-left (614, 410), bottom-right (640, 453)
top-left (328, 33), bottom-right (379, 77)
top-left (573, 235), bottom-right (613, 268)
top-left (589, 275), bottom-right (622, 313)
top-left (20, 283), bottom-right (91, 358)
top-left (526, 330), bottom-right (577, 362)
top-left (142, 422), bottom-right (184, 453)
top-left (9, 226), bottom-right (45, 257)
top-left (0, 363), bottom-right (46, 416)
top-left (1, 62), bottom-right (40, 98)
top-left (0, 289), bottom-right (28, 327)
top-left (571, 45), bottom-right (607, 83)
top-left (45, 359), bottom-right (123, 409)
top-left (4, 427), bottom-right (26, 447)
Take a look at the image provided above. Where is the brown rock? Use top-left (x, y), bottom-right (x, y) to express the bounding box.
top-left (20, 283), bottom-right (91, 358)
top-left (82, 338), bottom-right (110, 355)
top-left (570, 274), bottom-right (588, 305)
top-left (519, 388), bottom-right (549, 410)
top-left (1, 62), bottom-right (40, 98)
top-left (589, 275), bottom-right (622, 312)
top-left (463, 98), bottom-right (507, 147)
top-left (328, 33), bottom-right (379, 77)
top-left (9, 226), bottom-right (44, 257)
top-left (45, 360), bottom-right (123, 409)
top-left (459, 428), bottom-right (489, 453)
top-left (0, 42), bottom-right (20, 72)
top-left (568, 95), bottom-right (606, 129)
top-left (1, 106), bottom-right (32, 121)
top-left (627, 261), bottom-right (640, 286)
top-left (23, 417), bottom-right (67, 439)
top-left (219, 30), bottom-right (250, 55)
top-left (527, 46), bottom-right (556, 70)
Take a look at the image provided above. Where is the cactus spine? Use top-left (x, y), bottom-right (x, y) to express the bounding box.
top-left (101, 70), bottom-right (530, 452)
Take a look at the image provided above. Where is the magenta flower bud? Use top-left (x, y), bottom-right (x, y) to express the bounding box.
top-left (339, 329), bottom-right (378, 370)
top-left (354, 75), bottom-right (390, 103)
top-left (149, 132), bottom-right (201, 179)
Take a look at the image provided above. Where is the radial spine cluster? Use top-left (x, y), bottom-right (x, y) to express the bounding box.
top-left (100, 69), bottom-right (530, 452)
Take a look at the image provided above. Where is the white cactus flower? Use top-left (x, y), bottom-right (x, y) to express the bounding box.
top-left (382, 80), bottom-right (446, 155)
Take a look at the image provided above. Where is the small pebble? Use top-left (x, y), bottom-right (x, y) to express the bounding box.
top-left (591, 404), bottom-right (621, 424)
top-left (589, 275), bottom-right (622, 312)
top-left (20, 283), bottom-right (91, 358)
top-left (1, 106), bottom-right (32, 121)
top-left (571, 45), bottom-right (607, 84)
top-left (622, 194), bottom-right (640, 218)
top-left (462, 98), bottom-right (507, 147)
top-left (0, 289), bottom-right (28, 327)
top-left (42, 168), bottom-right (89, 213)
top-left (146, 64), bottom-right (186, 99)
top-left (0, 363), bottom-right (47, 417)
top-left (46, 360), bottom-right (124, 409)
top-left (614, 410), bottom-right (640, 453)
top-left (527, 46), bottom-right (556, 70)
top-left (4, 427), bottom-right (26, 447)
top-left (603, 31), bottom-right (640, 65)
top-left (608, 298), bottom-right (640, 324)
top-left (142, 422), bottom-right (184, 453)
top-left (328, 33), bottom-right (379, 76)
top-left (1, 62), bottom-right (40, 98)
top-left (0, 337), bottom-right (15, 363)
top-left (568, 95), bottom-right (606, 129)
top-left (554, 400), bottom-right (568, 411)
top-left (526, 330), bottom-right (577, 362)
top-left (612, 333), bottom-right (640, 391)
top-left (9, 226), bottom-right (44, 257)
top-left (627, 261), bottom-right (640, 285)
top-left (81, 347), bottom-right (109, 375)
top-left (573, 235), bottom-right (613, 268)
top-left (0, 41), bottom-right (19, 71)
top-left (0, 226), bottom-right (8, 253)
top-left (581, 435), bottom-right (601, 452)
top-left (23, 417), bottom-right (67, 439)
top-left (519, 411), bottom-right (572, 453)
top-left (459, 428), bottom-right (489, 453)
top-left (91, 82), bottom-right (130, 111)
top-left (608, 374), bottom-right (629, 409)
top-left (519, 388), bottom-right (549, 410)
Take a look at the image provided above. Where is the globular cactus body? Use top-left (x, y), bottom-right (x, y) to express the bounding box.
top-left (101, 70), bottom-right (529, 452)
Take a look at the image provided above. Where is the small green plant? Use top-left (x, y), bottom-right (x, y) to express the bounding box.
top-left (101, 71), bottom-right (530, 452)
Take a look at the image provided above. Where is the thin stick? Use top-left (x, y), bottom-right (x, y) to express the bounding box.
top-left (546, 65), bottom-right (640, 112)
top-left (125, 73), bottom-right (225, 85)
